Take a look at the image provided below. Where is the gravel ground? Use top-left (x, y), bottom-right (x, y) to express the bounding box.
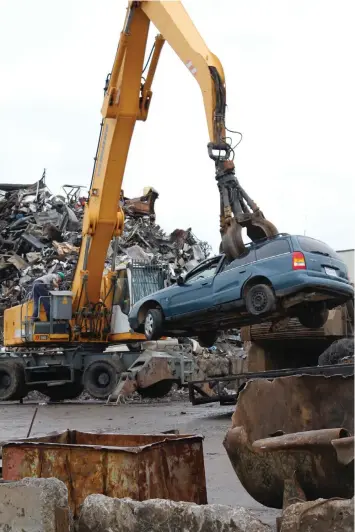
top-left (0, 398), bottom-right (280, 528)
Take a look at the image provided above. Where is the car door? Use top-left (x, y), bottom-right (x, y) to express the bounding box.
top-left (167, 256), bottom-right (222, 318)
top-left (213, 249), bottom-right (257, 306)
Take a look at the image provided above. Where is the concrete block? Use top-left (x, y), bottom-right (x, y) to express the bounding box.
top-left (0, 477), bottom-right (71, 532)
top-left (280, 498), bottom-right (354, 532)
top-left (78, 495), bottom-right (271, 532)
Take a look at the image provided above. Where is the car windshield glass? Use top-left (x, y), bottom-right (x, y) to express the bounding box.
top-left (186, 258), bottom-right (219, 283)
top-left (297, 236), bottom-right (339, 259)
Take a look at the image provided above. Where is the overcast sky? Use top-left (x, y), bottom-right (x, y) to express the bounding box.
top-left (1, 0), bottom-right (354, 253)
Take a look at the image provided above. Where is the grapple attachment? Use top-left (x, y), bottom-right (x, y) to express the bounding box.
top-left (208, 143), bottom-right (278, 260)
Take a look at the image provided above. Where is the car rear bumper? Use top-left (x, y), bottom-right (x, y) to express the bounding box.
top-left (275, 275), bottom-right (354, 300)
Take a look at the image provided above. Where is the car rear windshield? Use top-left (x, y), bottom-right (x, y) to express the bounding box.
top-left (255, 238), bottom-right (291, 260)
top-left (297, 236), bottom-right (339, 259)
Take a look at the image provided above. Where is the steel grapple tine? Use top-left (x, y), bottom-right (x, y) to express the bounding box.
top-left (221, 219), bottom-right (245, 260)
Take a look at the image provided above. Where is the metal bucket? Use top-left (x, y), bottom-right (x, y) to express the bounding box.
top-left (224, 374), bottom-right (354, 509)
top-left (2, 430), bottom-right (207, 517)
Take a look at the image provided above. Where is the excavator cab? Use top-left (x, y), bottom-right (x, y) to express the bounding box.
top-left (24, 291), bottom-right (73, 343)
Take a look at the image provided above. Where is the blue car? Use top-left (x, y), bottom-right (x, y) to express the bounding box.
top-left (129, 234), bottom-right (353, 347)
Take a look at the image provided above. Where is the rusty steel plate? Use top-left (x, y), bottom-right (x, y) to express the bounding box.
top-left (223, 374), bottom-right (354, 509)
top-left (2, 431), bottom-right (207, 517)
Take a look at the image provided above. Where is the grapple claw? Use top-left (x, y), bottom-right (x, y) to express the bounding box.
top-left (221, 219), bottom-right (245, 260)
top-left (221, 214), bottom-right (279, 261)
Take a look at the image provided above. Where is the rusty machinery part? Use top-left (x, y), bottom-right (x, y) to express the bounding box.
top-left (188, 362), bottom-right (354, 406)
top-left (121, 187), bottom-right (159, 220)
top-left (223, 374), bottom-right (354, 509)
top-left (137, 379), bottom-right (173, 398)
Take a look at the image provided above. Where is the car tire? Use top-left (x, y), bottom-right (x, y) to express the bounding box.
top-left (197, 331), bottom-right (218, 348)
top-left (83, 361), bottom-right (118, 399)
top-left (298, 304), bottom-right (329, 329)
top-left (144, 309), bottom-right (164, 341)
top-left (0, 361), bottom-right (26, 401)
top-left (138, 380), bottom-right (173, 399)
top-left (318, 338), bottom-right (354, 366)
top-left (245, 284), bottom-right (275, 316)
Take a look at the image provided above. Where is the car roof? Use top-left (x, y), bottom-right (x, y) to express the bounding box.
top-left (239, 232), bottom-right (291, 251)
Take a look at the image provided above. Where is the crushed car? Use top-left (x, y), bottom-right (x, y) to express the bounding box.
top-left (129, 233), bottom-right (354, 346)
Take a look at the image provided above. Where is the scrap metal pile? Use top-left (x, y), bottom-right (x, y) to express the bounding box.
top-left (0, 176), bottom-right (211, 336)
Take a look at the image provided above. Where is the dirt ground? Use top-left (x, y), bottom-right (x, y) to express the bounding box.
top-left (0, 399), bottom-right (280, 528)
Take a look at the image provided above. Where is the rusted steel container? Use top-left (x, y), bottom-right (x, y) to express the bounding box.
top-left (2, 430), bottom-right (207, 517)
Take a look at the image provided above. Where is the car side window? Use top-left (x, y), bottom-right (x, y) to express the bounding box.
top-left (256, 239), bottom-right (291, 260)
top-left (222, 249), bottom-right (257, 272)
top-left (186, 259), bottom-right (219, 284)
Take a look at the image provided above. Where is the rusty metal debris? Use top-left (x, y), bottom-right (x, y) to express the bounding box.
top-left (2, 430), bottom-right (207, 517)
top-left (223, 374), bottom-right (354, 509)
top-left (121, 186), bottom-right (159, 220)
top-left (0, 174), bottom-right (210, 339)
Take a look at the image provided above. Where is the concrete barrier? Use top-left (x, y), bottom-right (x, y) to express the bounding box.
top-left (0, 478), bottom-right (71, 532)
top-left (77, 495), bottom-right (271, 532)
top-left (280, 498), bottom-right (354, 532)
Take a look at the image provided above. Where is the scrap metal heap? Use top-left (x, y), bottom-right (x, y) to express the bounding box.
top-left (0, 175), bottom-right (211, 339)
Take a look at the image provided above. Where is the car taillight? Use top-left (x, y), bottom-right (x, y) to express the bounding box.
top-left (292, 251), bottom-right (306, 270)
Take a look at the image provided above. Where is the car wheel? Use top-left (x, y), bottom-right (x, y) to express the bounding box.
top-left (144, 309), bottom-right (164, 341)
top-left (298, 303), bottom-right (329, 329)
top-left (83, 361), bottom-right (118, 399)
top-left (245, 284), bottom-right (275, 316)
top-left (197, 331), bottom-right (218, 348)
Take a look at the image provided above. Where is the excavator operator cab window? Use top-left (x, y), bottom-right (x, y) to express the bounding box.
top-left (131, 261), bottom-right (165, 303)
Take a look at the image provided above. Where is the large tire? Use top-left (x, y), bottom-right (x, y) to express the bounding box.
top-left (197, 331), bottom-right (218, 348)
top-left (138, 380), bottom-right (173, 399)
top-left (0, 361), bottom-right (26, 401)
top-left (83, 361), bottom-right (118, 399)
top-left (245, 284), bottom-right (276, 316)
top-left (144, 308), bottom-right (164, 341)
top-left (298, 304), bottom-right (329, 329)
top-left (318, 338), bottom-right (354, 366)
